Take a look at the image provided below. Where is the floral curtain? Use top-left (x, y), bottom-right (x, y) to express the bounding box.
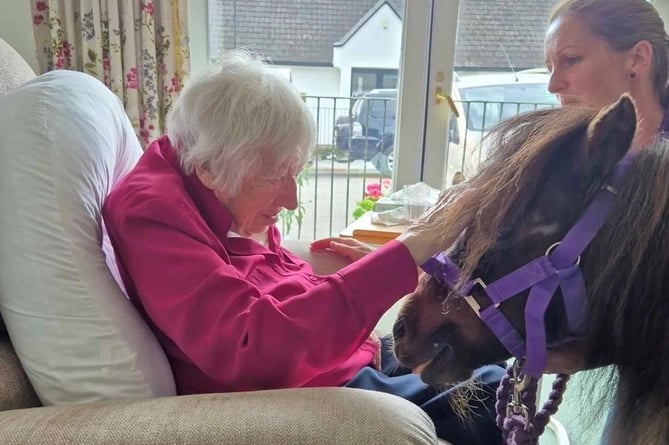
top-left (31, 0), bottom-right (190, 147)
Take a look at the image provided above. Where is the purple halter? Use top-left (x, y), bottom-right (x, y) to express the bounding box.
top-left (421, 153), bottom-right (635, 378)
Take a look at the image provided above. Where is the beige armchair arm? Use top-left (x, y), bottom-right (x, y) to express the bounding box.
top-left (0, 387), bottom-right (437, 445)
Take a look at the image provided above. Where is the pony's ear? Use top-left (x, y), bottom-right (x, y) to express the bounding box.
top-left (584, 94), bottom-right (637, 181)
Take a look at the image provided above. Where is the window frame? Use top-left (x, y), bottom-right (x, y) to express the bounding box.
top-left (190, 0), bottom-right (461, 190)
top-left (393, 0), bottom-right (460, 190)
top-left (350, 67), bottom-right (399, 96)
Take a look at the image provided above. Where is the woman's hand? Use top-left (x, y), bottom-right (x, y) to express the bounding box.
top-left (396, 185), bottom-right (471, 266)
top-left (310, 237), bottom-right (373, 262)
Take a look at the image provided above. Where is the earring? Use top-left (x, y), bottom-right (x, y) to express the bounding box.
top-left (630, 72), bottom-right (637, 79)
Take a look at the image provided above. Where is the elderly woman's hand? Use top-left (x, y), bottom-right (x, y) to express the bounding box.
top-left (310, 237), bottom-right (374, 262)
top-left (396, 185), bottom-right (472, 266)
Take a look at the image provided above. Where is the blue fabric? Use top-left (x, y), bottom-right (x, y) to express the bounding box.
top-left (599, 404), bottom-right (615, 445)
top-left (345, 335), bottom-right (504, 445)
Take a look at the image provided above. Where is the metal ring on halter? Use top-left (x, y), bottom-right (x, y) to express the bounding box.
top-left (544, 241), bottom-right (581, 266)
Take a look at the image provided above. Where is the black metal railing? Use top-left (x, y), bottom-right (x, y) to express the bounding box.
top-left (280, 96), bottom-right (557, 241)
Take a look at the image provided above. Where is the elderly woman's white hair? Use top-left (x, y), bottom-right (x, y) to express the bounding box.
top-left (167, 50), bottom-right (315, 195)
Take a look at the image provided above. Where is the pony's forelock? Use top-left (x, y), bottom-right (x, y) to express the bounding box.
top-left (438, 106), bottom-right (597, 279)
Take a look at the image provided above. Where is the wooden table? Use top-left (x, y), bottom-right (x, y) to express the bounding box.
top-left (339, 212), bottom-right (409, 245)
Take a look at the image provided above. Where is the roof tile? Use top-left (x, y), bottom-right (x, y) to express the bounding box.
top-left (209, 0), bottom-right (554, 70)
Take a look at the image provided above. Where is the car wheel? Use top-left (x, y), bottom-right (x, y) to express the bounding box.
top-left (379, 140), bottom-right (394, 177)
top-left (368, 136), bottom-right (392, 176)
top-left (385, 149), bottom-right (394, 173)
top-left (371, 143), bottom-right (393, 177)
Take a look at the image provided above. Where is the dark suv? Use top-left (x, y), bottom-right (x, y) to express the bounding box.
top-left (334, 88), bottom-right (454, 176)
top-left (335, 75), bottom-right (556, 177)
top-left (335, 89), bottom-right (397, 170)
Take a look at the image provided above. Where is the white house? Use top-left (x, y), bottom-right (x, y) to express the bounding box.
top-left (208, 0), bottom-right (555, 144)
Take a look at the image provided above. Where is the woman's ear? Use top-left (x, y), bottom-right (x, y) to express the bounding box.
top-left (627, 40), bottom-right (653, 77)
top-left (195, 164), bottom-right (217, 190)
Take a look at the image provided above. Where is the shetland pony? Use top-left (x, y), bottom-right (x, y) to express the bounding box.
top-left (393, 96), bottom-right (669, 445)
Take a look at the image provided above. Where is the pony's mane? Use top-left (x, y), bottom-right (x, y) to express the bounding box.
top-left (436, 106), bottom-right (598, 277)
top-left (584, 140), bottom-right (669, 373)
top-left (575, 141), bottom-right (669, 435)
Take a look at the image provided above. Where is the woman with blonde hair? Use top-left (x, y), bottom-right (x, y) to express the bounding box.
top-left (545, 0), bottom-right (669, 153)
top-left (544, 1), bottom-right (669, 443)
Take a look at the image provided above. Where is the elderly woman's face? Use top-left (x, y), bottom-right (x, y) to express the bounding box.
top-left (218, 165), bottom-right (300, 237)
top-left (545, 15), bottom-right (633, 108)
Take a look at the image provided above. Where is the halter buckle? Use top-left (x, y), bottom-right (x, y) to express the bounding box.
top-left (464, 278), bottom-right (498, 317)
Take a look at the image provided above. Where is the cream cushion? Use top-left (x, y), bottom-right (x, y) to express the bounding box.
top-left (0, 70), bottom-right (176, 405)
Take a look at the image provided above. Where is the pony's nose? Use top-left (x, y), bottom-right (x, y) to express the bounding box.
top-left (393, 317), bottom-right (406, 340)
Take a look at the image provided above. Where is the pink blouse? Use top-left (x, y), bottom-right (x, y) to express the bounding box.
top-left (103, 136), bottom-right (418, 394)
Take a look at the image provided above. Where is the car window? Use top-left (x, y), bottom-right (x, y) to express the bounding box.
top-left (356, 96), bottom-right (397, 133)
top-left (368, 99), bottom-right (396, 120)
top-left (460, 83), bottom-right (558, 131)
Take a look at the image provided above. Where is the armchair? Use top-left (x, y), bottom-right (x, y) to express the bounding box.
top-left (0, 38), bottom-right (439, 445)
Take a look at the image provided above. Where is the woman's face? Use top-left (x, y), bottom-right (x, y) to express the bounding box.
top-left (198, 156), bottom-right (301, 237)
top-left (544, 15), bottom-right (633, 108)
top-left (221, 166), bottom-right (300, 237)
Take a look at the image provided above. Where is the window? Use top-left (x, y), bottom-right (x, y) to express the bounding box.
top-left (350, 68), bottom-right (398, 96)
top-left (194, 0), bottom-right (557, 196)
top-left (460, 83), bottom-right (559, 131)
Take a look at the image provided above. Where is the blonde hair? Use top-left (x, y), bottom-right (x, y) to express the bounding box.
top-left (167, 50), bottom-right (315, 195)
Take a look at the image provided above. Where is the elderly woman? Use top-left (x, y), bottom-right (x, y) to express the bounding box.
top-left (103, 51), bottom-right (504, 445)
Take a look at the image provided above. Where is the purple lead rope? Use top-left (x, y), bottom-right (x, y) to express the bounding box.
top-left (495, 366), bottom-right (570, 445)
